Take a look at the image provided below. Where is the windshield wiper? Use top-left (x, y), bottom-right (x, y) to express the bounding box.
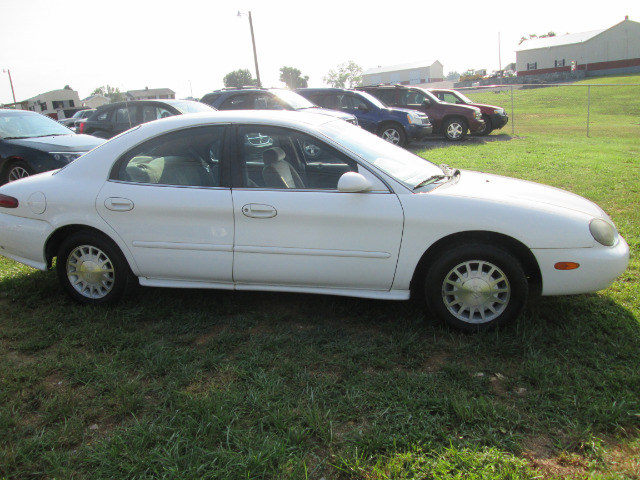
top-left (413, 164), bottom-right (460, 190)
top-left (413, 175), bottom-right (449, 189)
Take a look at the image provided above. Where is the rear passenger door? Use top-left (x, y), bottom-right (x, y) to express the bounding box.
top-left (95, 125), bottom-right (234, 285)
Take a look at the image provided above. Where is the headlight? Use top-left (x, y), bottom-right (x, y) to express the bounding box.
top-left (494, 108), bottom-right (505, 115)
top-left (51, 152), bottom-right (86, 164)
top-left (474, 110), bottom-right (482, 120)
top-left (407, 112), bottom-right (426, 125)
top-left (589, 218), bottom-right (618, 246)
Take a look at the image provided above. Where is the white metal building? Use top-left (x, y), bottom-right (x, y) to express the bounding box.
top-left (25, 88), bottom-right (82, 119)
top-left (362, 61), bottom-right (444, 86)
top-left (125, 87), bottom-right (176, 101)
top-left (516, 17), bottom-right (640, 77)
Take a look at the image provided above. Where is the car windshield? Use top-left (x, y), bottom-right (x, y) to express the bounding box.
top-left (273, 90), bottom-right (316, 110)
top-left (169, 101), bottom-right (216, 114)
top-left (452, 91), bottom-right (474, 104)
top-left (319, 121), bottom-right (442, 189)
top-left (0, 112), bottom-right (73, 139)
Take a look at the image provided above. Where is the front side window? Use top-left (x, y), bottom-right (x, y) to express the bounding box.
top-left (238, 125), bottom-right (359, 190)
top-left (111, 126), bottom-right (224, 187)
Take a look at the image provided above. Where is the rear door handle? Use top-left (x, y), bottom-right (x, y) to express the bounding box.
top-left (105, 197), bottom-right (134, 211)
top-left (242, 203), bottom-right (277, 218)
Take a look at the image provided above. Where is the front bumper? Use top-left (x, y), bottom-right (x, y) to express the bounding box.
top-left (533, 236), bottom-right (629, 296)
top-left (406, 123), bottom-right (433, 140)
top-left (491, 113), bottom-right (509, 130)
top-left (469, 118), bottom-right (486, 134)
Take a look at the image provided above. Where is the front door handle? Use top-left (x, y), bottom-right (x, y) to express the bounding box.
top-left (242, 203), bottom-right (277, 218)
top-left (105, 197), bottom-right (134, 211)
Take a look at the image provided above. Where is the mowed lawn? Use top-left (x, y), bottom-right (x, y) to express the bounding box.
top-left (0, 77), bottom-right (639, 479)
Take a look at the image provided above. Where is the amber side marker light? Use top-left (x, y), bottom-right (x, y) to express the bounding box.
top-left (555, 262), bottom-right (580, 270)
top-left (0, 194), bottom-right (19, 208)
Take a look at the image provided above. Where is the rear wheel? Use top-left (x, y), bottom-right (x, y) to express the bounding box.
top-left (56, 231), bottom-right (133, 304)
top-left (3, 160), bottom-right (32, 183)
top-left (424, 243), bottom-right (528, 332)
top-left (378, 123), bottom-right (406, 147)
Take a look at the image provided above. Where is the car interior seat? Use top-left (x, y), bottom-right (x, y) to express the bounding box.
top-left (262, 147), bottom-right (304, 189)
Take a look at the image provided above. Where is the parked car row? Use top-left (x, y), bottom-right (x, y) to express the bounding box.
top-left (198, 85), bottom-right (507, 146)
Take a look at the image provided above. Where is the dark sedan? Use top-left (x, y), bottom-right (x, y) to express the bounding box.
top-left (0, 109), bottom-right (105, 185)
top-left (79, 100), bottom-right (216, 139)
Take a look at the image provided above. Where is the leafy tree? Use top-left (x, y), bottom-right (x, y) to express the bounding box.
top-left (323, 61), bottom-right (363, 88)
top-left (445, 71), bottom-right (461, 81)
top-left (223, 69), bottom-right (257, 88)
top-left (279, 67), bottom-right (309, 89)
top-left (91, 85), bottom-right (124, 102)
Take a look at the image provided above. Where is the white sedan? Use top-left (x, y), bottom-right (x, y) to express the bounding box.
top-left (0, 111), bottom-right (629, 331)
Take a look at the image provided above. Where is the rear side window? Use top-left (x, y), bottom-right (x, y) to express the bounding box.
top-left (111, 126), bottom-right (225, 187)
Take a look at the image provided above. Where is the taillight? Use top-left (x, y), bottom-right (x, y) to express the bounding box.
top-left (0, 194), bottom-right (19, 208)
top-left (78, 122), bottom-right (85, 133)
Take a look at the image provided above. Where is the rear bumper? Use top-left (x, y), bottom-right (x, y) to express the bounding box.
top-left (0, 213), bottom-right (50, 270)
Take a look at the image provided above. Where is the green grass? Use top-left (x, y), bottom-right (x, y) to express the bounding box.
top-left (1, 76), bottom-right (639, 479)
top-left (463, 74), bottom-right (640, 138)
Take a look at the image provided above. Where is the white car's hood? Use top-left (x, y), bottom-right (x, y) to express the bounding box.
top-left (441, 170), bottom-right (607, 219)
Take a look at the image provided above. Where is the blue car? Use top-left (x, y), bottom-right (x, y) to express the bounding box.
top-left (297, 88), bottom-right (432, 147)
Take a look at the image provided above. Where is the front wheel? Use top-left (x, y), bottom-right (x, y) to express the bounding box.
top-left (424, 244), bottom-right (528, 332)
top-left (378, 123), bottom-right (406, 147)
top-left (476, 115), bottom-right (493, 136)
top-left (443, 118), bottom-right (467, 141)
top-left (56, 231), bottom-right (133, 304)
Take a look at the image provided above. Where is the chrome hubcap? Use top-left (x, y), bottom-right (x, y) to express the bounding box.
top-left (442, 260), bottom-right (510, 324)
top-left (382, 129), bottom-right (400, 144)
top-left (66, 245), bottom-right (115, 299)
top-left (8, 166), bottom-right (30, 182)
top-left (446, 123), bottom-right (463, 139)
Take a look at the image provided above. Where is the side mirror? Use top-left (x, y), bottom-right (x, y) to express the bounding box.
top-left (337, 172), bottom-right (372, 193)
top-left (357, 104), bottom-right (369, 112)
top-left (422, 99), bottom-right (432, 107)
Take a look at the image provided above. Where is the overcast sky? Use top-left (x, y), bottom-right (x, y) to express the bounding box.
top-left (1, 0), bottom-right (639, 104)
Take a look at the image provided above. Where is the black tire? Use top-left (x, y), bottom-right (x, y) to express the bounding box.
top-left (3, 160), bottom-right (32, 184)
top-left (477, 115), bottom-right (493, 136)
top-left (443, 117), bottom-right (468, 141)
top-left (424, 243), bottom-right (528, 332)
top-left (56, 231), bottom-right (133, 305)
top-left (378, 123), bottom-right (406, 147)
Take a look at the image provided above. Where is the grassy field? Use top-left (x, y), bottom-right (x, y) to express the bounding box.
top-left (463, 73), bottom-right (640, 139)
top-left (1, 76), bottom-right (639, 479)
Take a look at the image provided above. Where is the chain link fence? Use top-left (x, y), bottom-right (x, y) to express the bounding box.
top-left (457, 83), bottom-right (640, 139)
